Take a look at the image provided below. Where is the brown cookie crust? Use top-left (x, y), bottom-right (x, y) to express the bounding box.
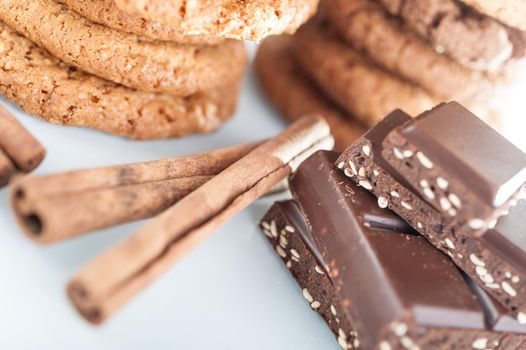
top-left (0, 21), bottom-right (240, 140)
top-left (322, 0), bottom-right (493, 103)
top-left (58, 0), bottom-right (221, 44)
top-left (290, 19), bottom-right (435, 127)
top-left (115, 0), bottom-right (320, 42)
top-left (255, 35), bottom-right (366, 151)
top-left (379, 0), bottom-right (517, 71)
top-left (0, 0), bottom-right (247, 96)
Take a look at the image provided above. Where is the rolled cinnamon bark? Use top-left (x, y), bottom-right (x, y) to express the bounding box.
top-left (0, 149), bottom-right (16, 187)
top-left (68, 115), bottom-right (334, 324)
top-left (11, 141), bottom-right (263, 244)
top-left (0, 105), bottom-right (46, 172)
top-left (0, 105), bottom-right (45, 187)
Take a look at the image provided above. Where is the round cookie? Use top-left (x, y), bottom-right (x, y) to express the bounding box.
top-left (0, 0), bottom-right (247, 96)
top-left (322, 0), bottom-right (494, 103)
top-left (255, 35), bottom-right (366, 151)
top-left (290, 19), bottom-right (436, 127)
top-left (58, 0), bottom-right (221, 44)
top-left (459, 0), bottom-right (526, 32)
top-left (0, 21), bottom-right (240, 140)
top-left (379, 0), bottom-right (521, 71)
top-left (115, 0), bottom-right (320, 42)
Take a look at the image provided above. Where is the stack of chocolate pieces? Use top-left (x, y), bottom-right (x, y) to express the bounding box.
top-left (260, 102), bottom-right (526, 349)
top-left (256, 0), bottom-right (526, 151)
top-left (0, 0), bottom-right (319, 139)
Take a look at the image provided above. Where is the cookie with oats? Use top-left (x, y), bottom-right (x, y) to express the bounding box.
top-left (255, 35), bottom-right (366, 151)
top-left (0, 21), bottom-right (240, 140)
top-left (322, 0), bottom-right (494, 103)
top-left (290, 19), bottom-right (435, 128)
top-left (115, 0), bottom-right (320, 41)
top-left (58, 0), bottom-right (221, 44)
top-left (0, 0), bottom-right (247, 96)
top-left (379, 0), bottom-right (526, 72)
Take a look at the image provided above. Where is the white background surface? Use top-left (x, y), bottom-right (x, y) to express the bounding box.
top-left (0, 45), bottom-right (341, 350)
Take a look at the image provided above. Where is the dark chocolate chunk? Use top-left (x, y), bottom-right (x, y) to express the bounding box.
top-left (263, 198), bottom-right (526, 349)
top-left (481, 199), bottom-right (526, 272)
top-left (337, 107), bottom-right (526, 324)
top-left (271, 199), bottom-right (329, 274)
top-left (382, 102), bottom-right (526, 233)
top-left (260, 200), bottom-right (357, 349)
top-left (398, 102), bottom-right (526, 206)
top-left (285, 150), bottom-right (526, 349)
top-left (461, 271), bottom-right (526, 334)
top-left (335, 109), bottom-right (421, 197)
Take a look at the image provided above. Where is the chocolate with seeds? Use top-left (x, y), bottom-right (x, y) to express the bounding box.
top-left (262, 201), bottom-right (526, 349)
top-left (336, 109), bottom-right (526, 324)
top-left (260, 201), bottom-right (357, 349)
top-left (283, 151), bottom-right (526, 349)
top-left (382, 102), bottom-right (526, 235)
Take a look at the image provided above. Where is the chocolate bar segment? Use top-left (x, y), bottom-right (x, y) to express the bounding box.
top-left (261, 199), bottom-right (526, 350)
top-left (382, 102), bottom-right (526, 233)
top-left (259, 201), bottom-right (357, 349)
top-left (336, 111), bottom-right (526, 324)
top-left (286, 151), bottom-right (526, 349)
top-left (480, 200), bottom-right (526, 273)
top-left (461, 271), bottom-right (526, 334)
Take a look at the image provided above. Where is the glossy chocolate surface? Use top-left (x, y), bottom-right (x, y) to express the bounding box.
top-left (397, 102), bottom-right (526, 207)
top-left (357, 109), bottom-right (420, 194)
top-left (289, 151), bottom-right (492, 347)
top-left (274, 197), bottom-right (526, 339)
top-left (481, 199), bottom-right (526, 271)
top-left (461, 271), bottom-right (526, 333)
top-left (360, 109), bottom-right (411, 179)
top-left (273, 200), bottom-right (328, 271)
top-left (350, 107), bottom-right (526, 278)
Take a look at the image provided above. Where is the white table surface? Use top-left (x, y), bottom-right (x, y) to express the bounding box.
top-left (2, 43), bottom-right (526, 350)
top-left (0, 44), bottom-right (341, 350)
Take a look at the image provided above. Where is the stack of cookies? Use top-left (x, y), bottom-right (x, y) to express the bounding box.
top-left (0, 0), bottom-right (319, 139)
top-left (256, 0), bottom-right (526, 150)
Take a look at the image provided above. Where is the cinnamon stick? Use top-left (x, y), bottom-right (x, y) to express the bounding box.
top-left (0, 105), bottom-right (46, 175)
top-left (68, 115), bottom-right (334, 324)
top-left (11, 141), bottom-right (264, 244)
top-left (0, 149), bottom-right (16, 187)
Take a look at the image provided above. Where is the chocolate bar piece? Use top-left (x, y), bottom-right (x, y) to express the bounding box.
top-left (336, 110), bottom-right (526, 324)
top-left (284, 150), bottom-right (526, 349)
top-left (382, 102), bottom-right (526, 234)
top-left (260, 201), bottom-right (358, 349)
